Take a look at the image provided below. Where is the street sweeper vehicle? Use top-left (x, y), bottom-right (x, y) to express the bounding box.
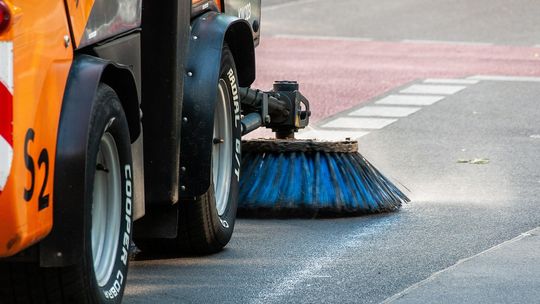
top-left (0, 0), bottom-right (289, 302)
top-left (0, 0), bottom-right (409, 302)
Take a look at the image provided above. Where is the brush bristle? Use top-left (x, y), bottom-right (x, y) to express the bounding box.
top-left (239, 149), bottom-right (409, 218)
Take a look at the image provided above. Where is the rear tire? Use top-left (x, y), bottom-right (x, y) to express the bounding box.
top-left (0, 84), bottom-right (134, 303)
top-left (177, 45), bottom-right (241, 254)
top-left (137, 45), bottom-right (241, 256)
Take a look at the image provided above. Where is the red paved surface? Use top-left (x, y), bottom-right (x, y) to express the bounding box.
top-left (252, 37), bottom-right (540, 123)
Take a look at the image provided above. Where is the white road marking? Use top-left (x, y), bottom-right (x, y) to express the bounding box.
top-left (400, 84), bottom-right (466, 95)
top-left (251, 219), bottom-right (395, 304)
top-left (423, 78), bottom-right (479, 85)
top-left (376, 95), bottom-right (445, 106)
top-left (262, 0), bottom-right (320, 11)
top-left (273, 34), bottom-right (372, 42)
top-left (297, 129), bottom-right (369, 141)
top-left (401, 39), bottom-right (493, 46)
top-left (349, 106), bottom-right (421, 118)
top-left (321, 117), bottom-right (397, 129)
top-left (468, 75), bottom-right (540, 82)
top-left (311, 77), bottom-right (477, 136)
top-left (381, 227), bottom-right (540, 303)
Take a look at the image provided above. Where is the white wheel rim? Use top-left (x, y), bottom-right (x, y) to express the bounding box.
top-left (91, 131), bottom-right (122, 287)
top-left (213, 79), bottom-right (233, 216)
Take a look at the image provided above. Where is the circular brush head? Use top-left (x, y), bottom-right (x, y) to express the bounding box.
top-left (239, 139), bottom-right (409, 218)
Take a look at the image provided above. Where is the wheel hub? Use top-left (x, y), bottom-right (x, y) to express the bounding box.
top-left (91, 131), bottom-right (122, 287)
top-left (213, 79), bottom-right (233, 216)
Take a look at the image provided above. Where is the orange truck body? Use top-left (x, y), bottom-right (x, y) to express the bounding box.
top-left (0, 0), bottom-right (73, 257)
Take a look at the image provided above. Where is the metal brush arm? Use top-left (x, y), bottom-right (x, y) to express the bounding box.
top-left (239, 83), bottom-right (311, 137)
top-left (241, 113), bottom-right (263, 135)
top-left (239, 87), bottom-right (290, 121)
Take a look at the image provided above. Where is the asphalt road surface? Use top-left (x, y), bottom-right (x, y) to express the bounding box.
top-left (125, 1), bottom-right (540, 303)
top-left (261, 0), bottom-right (540, 45)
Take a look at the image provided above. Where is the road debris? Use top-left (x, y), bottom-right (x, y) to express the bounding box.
top-left (457, 158), bottom-right (490, 165)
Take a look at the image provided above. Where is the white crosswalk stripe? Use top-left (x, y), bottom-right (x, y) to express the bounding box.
top-left (297, 130), bottom-right (369, 141)
top-left (349, 106), bottom-right (421, 117)
top-left (376, 95), bottom-right (445, 106)
top-left (322, 117), bottom-right (397, 129)
top-left (423, 78), bottom-right (479, 85)
top-left (468, 75), bottom-right (540, 82)
top-left (400, 84), bottom-right (466, 95)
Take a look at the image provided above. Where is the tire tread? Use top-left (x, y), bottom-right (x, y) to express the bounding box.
top-left (178, 193), bottom-right (221, 254)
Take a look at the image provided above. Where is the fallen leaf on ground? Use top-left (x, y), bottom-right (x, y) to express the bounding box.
top-left (457, 158), bottom-right (490, 165)
top-left (469, 158), bottom-right (490, 164)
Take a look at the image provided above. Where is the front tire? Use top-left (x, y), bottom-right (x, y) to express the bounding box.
top-left (85, 84), bottom-right (134, 302)
top-left (0, 84), bottom-right (134, 304)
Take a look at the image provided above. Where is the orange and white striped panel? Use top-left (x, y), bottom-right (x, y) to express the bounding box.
top-left (0, 40), bottom-right (13, 192)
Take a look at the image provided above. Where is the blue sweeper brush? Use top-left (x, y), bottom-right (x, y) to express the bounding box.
top-left (238, 139), bottom-right (409, 217)
top-left (236, 81), bottom-right (408, 217)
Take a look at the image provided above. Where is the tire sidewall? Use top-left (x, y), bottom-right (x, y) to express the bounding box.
top-left (85, 84), bottom-right (134, 303)
top-left (210, 46), bottom-right (242, 245)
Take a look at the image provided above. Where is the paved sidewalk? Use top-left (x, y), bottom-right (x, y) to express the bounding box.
top-left (384, 227), bottom-right (540, 303)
